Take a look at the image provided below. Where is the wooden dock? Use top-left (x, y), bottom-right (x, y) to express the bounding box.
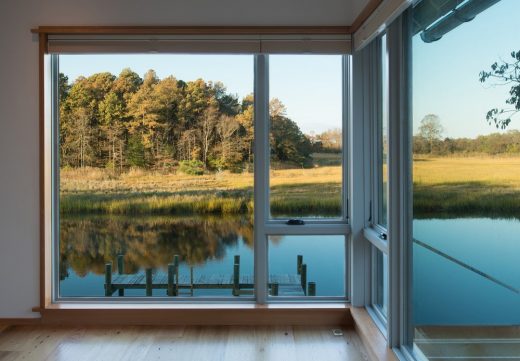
top-left (104, 254), bottom-right (317, 297)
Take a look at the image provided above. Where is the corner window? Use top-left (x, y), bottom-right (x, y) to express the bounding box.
top-left (48, 44), bottom-right (351, 302)
top-left (409, 0), bottom-right (520, 358)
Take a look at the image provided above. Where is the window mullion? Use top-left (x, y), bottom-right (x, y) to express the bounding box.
top-left (254, 54), bottom-right (270, 304)
top-left (387, 11), bottom-right (413, 348)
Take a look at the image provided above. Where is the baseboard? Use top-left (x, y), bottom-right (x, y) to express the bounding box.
top-left (0, 318), bottom-right (42, 326)
top-left (351, 307), bottom-right (398, 361)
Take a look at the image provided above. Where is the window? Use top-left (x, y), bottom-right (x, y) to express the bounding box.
top-left (56, 54), bottom-right (255, 298)
top-left (46, 38), bottom-right (352, 302)
top-left (268, 235), bottom-right (346, 297)
top-left (364, 33), bottom-right (390, 325)
top-left (377, 34), bottom-right (389, 228)
top-left (408, 0), bottom-right (520, 358)
top-left (372, 248), bottom-right (388, 316)
top-left (268, 55), bottom-right (344, 220)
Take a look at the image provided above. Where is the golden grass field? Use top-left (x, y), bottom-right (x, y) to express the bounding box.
top-left (60, 156), bottom-right (520, 217)
top-left (413, 156), bottom-right (520, 188)
top-left (413, 156), bottom-right (520, 217)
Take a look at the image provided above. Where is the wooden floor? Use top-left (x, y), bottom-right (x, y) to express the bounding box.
top-left (0, 325), bottom-right (370, 361)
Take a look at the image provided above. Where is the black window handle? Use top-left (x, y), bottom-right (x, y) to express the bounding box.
top-left (286, 219), bottom-right (305, 225)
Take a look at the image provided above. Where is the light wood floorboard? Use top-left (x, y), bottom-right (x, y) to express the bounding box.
top-left (0, 325), bottom-right (369, 361)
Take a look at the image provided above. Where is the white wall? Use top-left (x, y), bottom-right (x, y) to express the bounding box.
top-left (0, 0), bottom-right (366, 318)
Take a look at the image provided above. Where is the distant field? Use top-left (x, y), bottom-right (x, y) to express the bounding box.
top-left (60, 156), bottom-right (520, 218)
top-left (413, 156), bottom-right (520, 217)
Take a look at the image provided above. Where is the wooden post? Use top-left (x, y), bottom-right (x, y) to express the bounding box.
top-left (233, 255), bottom-right (240, 296)
top-left (117, 255), bottom-right (124, 297)
top-left (104, 263), bottom-right (112, 297)
top-left (301, 264), bottom-right (307, 295)
top-left (297, 255), bottom-right (303, 275)
top-left (308, 282), bottom-right (316, 296)
top-left (190, 266), bottom-right (194, 296)
top-left (117, 255), bottom-right (124, 274)
top-left (146, 268), bottom-right (153, 297)
top-left (271, 282), bottom-right (279, 296)
top-left (173, 255), bottom-right (179, 296)
top-left (167, 264), bottom-right (175, 296)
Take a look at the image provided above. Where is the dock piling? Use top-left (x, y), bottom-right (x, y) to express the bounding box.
top-left (297, 255), bottom-right (303, 275)
top-left (308, 282), bottom-right (316, 296)
top-left (301, 264), bottom-right (307, 295)
top-left (167, 264), bottom-right (175, 296)
top-left (117, 255), bottom-right (125, 296)
top-left (190, 267), bottom-right (194, 296)
top-left (271, 282), bottom-right (279, 296)
top-left (233, 255), bottom-right (240, 296)
top-left (173, 255), bottom-right (179, 296)
top-left (145, 268), bottom-right (153, 296)
top-left (104, 263), bottom-right (112, 297)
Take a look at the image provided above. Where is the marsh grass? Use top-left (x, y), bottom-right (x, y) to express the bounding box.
top-left (60, 166), bottom-right (343, 216)
top-left (60, 156), bottom-right (520, 218)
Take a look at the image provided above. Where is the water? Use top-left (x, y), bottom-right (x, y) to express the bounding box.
top-left (60, 215), bottom-right (520, 324)
top-left (59, 215), bottom-right (345, 297)
top-left (413, 217), bottom-right (520, 325)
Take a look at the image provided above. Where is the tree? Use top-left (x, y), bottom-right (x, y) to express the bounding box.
top-left (98, 91), bottom-right (125, 170)
top-left (113, 68), bottom-right (142, 100)
top-left (199, 103), bottom-right (219, 168)
top-left (236, 94), bottom-right (254, 163)
top-left (418, 114), bottom-right (443, 154)
top-left (269, 98), bottom-right (287, 117)
top-left (127, 133), bottom-right (146, 168)
top-left (210, 81), bottom-right (240, 116)
top-left (216, 115), bottom-right (243, 172)
top-left (315, 128), bottom-right (342, 153)
top-left (69, 107), bottom-right (94, 168)
top-left (270, 115), bottom-right (312, 167)
top-left (153, 76), bottom-right (182, 168)
top-left (479, 50), bottom-right (520, 129)
top-left (58, 68), bottom-right (315, 172)
top-left (59, 73), bottom-right (70, 102)
top-left (127, 70), bottom-right (160, 162)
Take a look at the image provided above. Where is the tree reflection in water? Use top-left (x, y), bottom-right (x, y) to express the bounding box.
top-left (59, 215), bottom-right (253, 280)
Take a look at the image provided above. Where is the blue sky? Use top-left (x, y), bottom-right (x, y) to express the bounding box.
top-left (60, 0), bottom-right (519, 139)
top-left (413, 0), bottom-right (520, 138)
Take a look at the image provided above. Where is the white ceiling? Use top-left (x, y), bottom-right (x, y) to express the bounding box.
top-left (4, 0), bottom-right (371, 27)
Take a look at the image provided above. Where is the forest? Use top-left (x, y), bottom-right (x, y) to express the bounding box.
top-left (413, 131), bottom-right (520, 155)
top-left (59, 69), bottom-right (341, 174)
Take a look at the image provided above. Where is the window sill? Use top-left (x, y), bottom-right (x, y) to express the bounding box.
top-left (36, 302), bottom-right (353, 326)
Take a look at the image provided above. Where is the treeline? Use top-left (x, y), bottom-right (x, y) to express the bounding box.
top-left (59, 69), bottom-right (340, 173)
top-left (413, 130), bottom-right (520, 155)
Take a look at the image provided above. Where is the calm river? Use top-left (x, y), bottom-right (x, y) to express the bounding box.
top-left (59, 215), bottom-right (520, 324)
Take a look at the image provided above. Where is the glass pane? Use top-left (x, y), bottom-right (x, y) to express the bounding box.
top-left (269, 55), bottom-right (343, 219)
top-left (378, 34), bottom-right (389, 227)
top-left (57, 54), bottom-right (254, 298)
top-left (373, 247), bottom-right (388, 318)
top-left (411, 0), bottom-right (520, 357)
top-left (268, 235), bottom-right (346, 297)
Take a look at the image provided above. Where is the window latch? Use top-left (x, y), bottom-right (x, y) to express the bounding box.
top-left (286, 219), bottom-right (305, 225)
top-left (379, 232), bottom-right (387, 240)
